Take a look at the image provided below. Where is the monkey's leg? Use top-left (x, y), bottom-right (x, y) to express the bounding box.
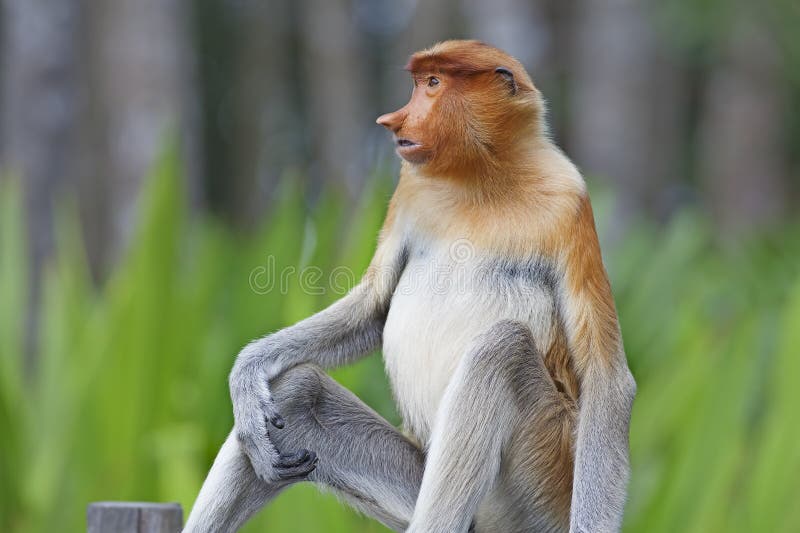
top-left (183, 430), bottom-right (283, 533)
top-left (408, 319), bottom-right (570, 533)
top-left (185, 364), bottom-right (424, 533)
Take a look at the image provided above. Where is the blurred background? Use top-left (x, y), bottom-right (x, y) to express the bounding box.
top-left (1, 0), bottom-right (799, 532)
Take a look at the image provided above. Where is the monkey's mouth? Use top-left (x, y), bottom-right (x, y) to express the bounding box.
top-left (395, 138), bottom-right (420, 148)
top-left (393, 137), bottom-right (427, 163)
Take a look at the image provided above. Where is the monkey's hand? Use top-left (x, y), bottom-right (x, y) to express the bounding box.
top-left (233, 393), bottom-right (318, 484)
top-left (230, 341), bottom-right (318, 484)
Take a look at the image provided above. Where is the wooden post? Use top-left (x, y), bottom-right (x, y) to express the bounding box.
top-left (87, 502), bottom-right (183, 533)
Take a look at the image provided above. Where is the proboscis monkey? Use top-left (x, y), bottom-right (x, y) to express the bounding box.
top-left (185, 40), bottom-right (635, 533)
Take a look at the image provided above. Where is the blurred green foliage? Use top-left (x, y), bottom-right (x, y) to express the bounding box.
top-left (1, 151), bottom-right (799, 532)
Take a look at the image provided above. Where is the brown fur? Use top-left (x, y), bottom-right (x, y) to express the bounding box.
top-left (379, 40), bottom-right (546, 183)
top-left (545, 319), bottom-right (581, 403)
top-left (505, 390), bottom-right (577, 527)
top-left (558, 197), bottom-right (623, 372)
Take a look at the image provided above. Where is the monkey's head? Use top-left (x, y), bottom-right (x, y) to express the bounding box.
top-left (377, 40), bottom-right (544, 180)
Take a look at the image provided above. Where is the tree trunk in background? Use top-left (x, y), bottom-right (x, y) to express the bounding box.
top-left (699, 9), bottom-right (787, 236)
top-left (569, 0), bottom-right (678, 236)
top-left (359, 0), bottom-right (459, 171)
top-left (300, 0), bottom-right (367, 199)
top-left (461, 0), bottom-right (568, 138)
top-left (0, 0), bottom-right (81, 263)
top-left (194, 0), bottom-right (297, 229)
top-left (227, 0), bottom-right (294, 228)
top-left (83, 0), bottom-right (199, 272)
top-left (0, 0), bottom-right (82, 367)
top-left (386, 0), bottom-right (459, 108)
top-left (461, 0), bottom-right (549, 79)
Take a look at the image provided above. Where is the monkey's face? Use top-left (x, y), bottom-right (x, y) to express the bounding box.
top-left (375, 71), bottom-right (505, 173)
top-left (377, 41), bottom-right (544, 179)
top-left (376, 73), bottom-right (444, 166)
top-left (376, 71), bottom-right (530, 176)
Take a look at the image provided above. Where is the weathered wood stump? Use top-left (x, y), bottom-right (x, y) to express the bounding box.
top-left (87, 502), bottom-right (183, 533)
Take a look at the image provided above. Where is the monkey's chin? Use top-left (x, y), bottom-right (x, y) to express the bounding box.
top-left (396, 144), bottom-right (429, 164)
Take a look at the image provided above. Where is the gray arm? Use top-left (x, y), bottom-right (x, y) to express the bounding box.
top-left (230, 284), bottom-right (387, 406)
top-left (557, 212), bottom-right (636, 533)
top-left (229, 233), bottom-right (407, 483)
top-left (569, 360), bottom-right (636, 533)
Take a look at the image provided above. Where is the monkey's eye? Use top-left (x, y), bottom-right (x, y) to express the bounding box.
top-left (427, 76), bottom-right (440, 88)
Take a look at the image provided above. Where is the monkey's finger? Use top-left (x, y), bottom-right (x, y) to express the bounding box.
top-left (275, 452), bottom-right (318, 480)
top-left (273, 449), bottom-right (310, 468)
top-left (257, 390), bottom-right (284, 429)
top-left (275, 458), bottom-right (317, 480)
top-left (268, 414), bottom-right (285, 429)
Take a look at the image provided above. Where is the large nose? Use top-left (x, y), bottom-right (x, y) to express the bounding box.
top-left (376, 108), bottom-right (406, 133)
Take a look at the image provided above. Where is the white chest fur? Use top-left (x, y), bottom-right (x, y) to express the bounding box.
top-left (382, 240), bottom-right (557, 444)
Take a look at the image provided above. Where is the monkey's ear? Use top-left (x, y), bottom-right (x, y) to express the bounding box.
top-left (494, 67), bottom-right (518, 96)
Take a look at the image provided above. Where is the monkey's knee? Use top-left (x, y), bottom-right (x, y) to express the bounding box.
top-left (486, 318), bottom-right (533, 338)
top-left (266, 365), bottom-right (329, 455)
top-left (463, 320), bottom-right (555, 405)
top-left (469, 320), bottom-right (539, 371)
top-left (271, 364), bottom-right (326, 414)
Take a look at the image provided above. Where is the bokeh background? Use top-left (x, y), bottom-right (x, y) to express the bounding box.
top-left (1, 1), bottom-right (799, 532)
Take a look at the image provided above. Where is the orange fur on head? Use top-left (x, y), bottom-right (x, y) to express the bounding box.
top-left (378, 40), bottom-right (546, 183)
